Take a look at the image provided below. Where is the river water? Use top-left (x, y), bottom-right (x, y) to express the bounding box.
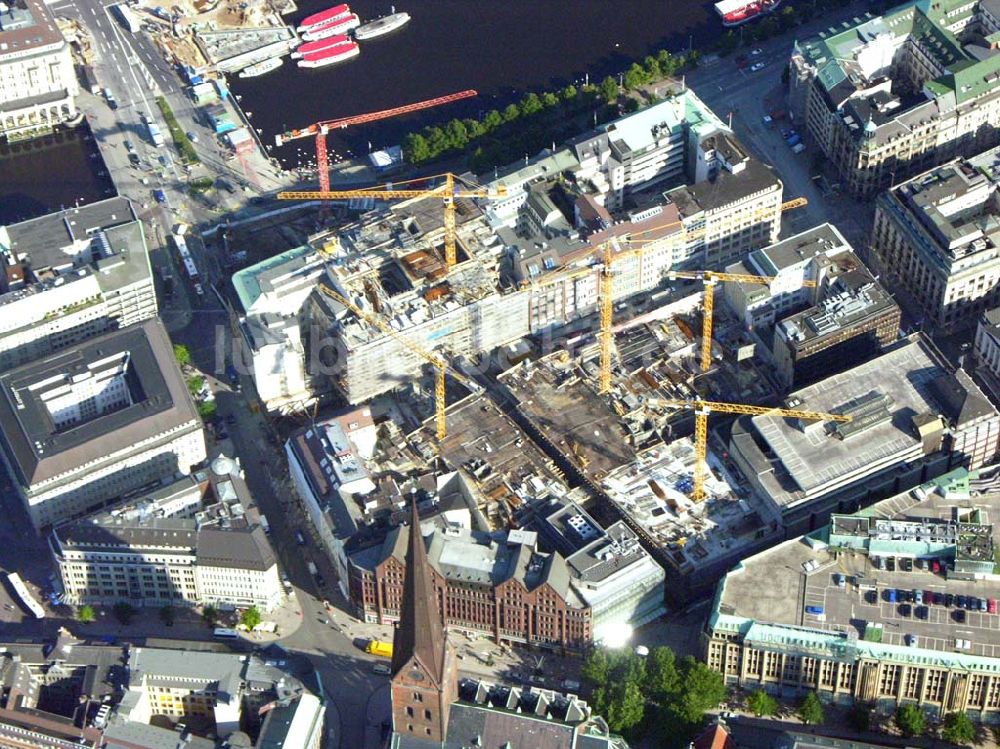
top-left (1, 0), bottom-right (716, 220)
top-left (230, 0), bottom-right (716, 166)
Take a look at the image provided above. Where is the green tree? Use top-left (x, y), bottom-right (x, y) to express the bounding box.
top-left (643, 55), bottom-right (661, 79)
top-left (202, 605), bottom-right (219, 627)
top-left (403, 132), bottom-right (431, 164)
top-left (797, 691), bottom-right (825, 725)
top-left (623, 63), bottom-right (649, 90)
top-left (159, 605), bottom-right (175, 626)
top-left (77, 604), bottom-right (96, 623)
top-left (746, 689), bottom-right (778, 717)
top-left (463, 118), bottom-right (486, 138)
top-left (941, 711), bottom-right (976, 746)
top-left (561, 84), bottom-right (578, 101)
top-left (425, 126), bottom-right (450, 156)
top-left (519, 92), bottom-right (543, 117)
top-left (445, 119), bottom-right (469, 148)
top-left (187, 374), bottom-right (205, 397)
top-left (894, 703), bottom-right (925, 738)
top-left (718, 30), bottom-right (739, 55)
top-left (848, 703), bottom-right (871, 732)
top-left (198, 400), bottom-right (217, 420)
top-left (240, 606), bottom-right (262, 630)
top-left (483, 109), bottom-right (504, 131)
top-left (112, 602), bottom-right (136, 625)
top-left (542, 91), bottom-right (559, 108)
top-left (173, 344), bottom-right (191, 367)
top-left (581, 648), bottom-right (612, 688)
top-left (688, 49), bottom-right (702, 67)
top-left (600, 76), bottom-right (620, 103)
top-left (670, 656), bottom-right (727, 725)
top-left (657, 49), bottom-right (676, 75)
top-left (645, 646), bottom-right (679, 702)
top-left (605, 679), bottom-right (645, 733)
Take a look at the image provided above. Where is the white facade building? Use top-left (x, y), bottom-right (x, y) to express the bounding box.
top-left (0, 0), bottom-right (78, 138)
top-left (0, 320), bottom-right (206, 530)
top-left (0, 198), bottom-right (157, 369)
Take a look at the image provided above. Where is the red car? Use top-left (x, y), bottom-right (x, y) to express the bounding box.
top-left (989, 598), bottom-right (997, 614)
top-left (931, 560), bottom-right (941, 573)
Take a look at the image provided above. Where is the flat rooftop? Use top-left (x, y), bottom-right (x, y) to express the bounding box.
top-left (742, 336), bottom-right (995, 505)
top-left (0, 319), bottom-right (199, 486)
top-left (713, 466), bottom-right (1000, 663)
top-left (0, 0), bottom-right (64, 57)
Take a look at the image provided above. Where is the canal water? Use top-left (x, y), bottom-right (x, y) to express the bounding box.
top-left (230, 0), bottom-right (716, 166)
top-left (0, 124), bottom-right (115, 225)
top-left (0, 0), bottom-right (715, 220)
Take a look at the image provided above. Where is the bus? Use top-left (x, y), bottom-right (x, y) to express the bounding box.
top-left (365, 639), bottom-right (393, 658)
top-left (213, 627), bottom-right (239, 639)
top-left (6, 573), bottom-right (44, 619)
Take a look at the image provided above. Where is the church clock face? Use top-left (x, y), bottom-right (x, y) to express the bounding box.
top-left (409, 667), bottom-right (425, 682)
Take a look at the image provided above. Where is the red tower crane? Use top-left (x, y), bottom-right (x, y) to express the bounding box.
top-left (275, 89), bottom-right (478, 192)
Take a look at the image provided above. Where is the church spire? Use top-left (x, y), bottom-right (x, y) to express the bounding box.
top-left (391, 501), bottom-right (446, 684)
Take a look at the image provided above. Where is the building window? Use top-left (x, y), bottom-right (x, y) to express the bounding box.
top-left (406, 707), bottom-right (413, 718)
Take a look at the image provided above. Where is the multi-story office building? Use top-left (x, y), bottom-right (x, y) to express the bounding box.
top-left (567, 90), bottom-right (739, 210)
top-left (872, 148), bottom-right (1000, 332)
top-left (0, 198), bottom-right (157, 369)
top-left (232, 244), bottom-right (329, 414)
top-left (789, 0), bottom-right (1000, 197)
top-left (348, 519), bottom-right (592, 648)
top-left (974, 306), bottom-right (1000, 400)
top-left (51, 455), bottom-right (282, 611)
top-left (704, 473), bottom-right (1000, 721)
top-left (773, 271), bottom-right (900, 389)
top-left (724, 224), bottom-right (853, 333)
top-left (516, 494), bottom-right (666, 644)
top-left (730, 335), bottom-right (1000, 536)
top-left (0, 629), bottom-right (325, 748)
top-left (0, 320), bottom-right (206, 530)
top-left (0, 0), bottom-right (78, 139)
top-left (51, 520), bottom-right (281, 611)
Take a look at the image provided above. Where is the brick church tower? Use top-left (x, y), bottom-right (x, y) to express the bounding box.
top-left (389, 502), bottom-right (456, 746)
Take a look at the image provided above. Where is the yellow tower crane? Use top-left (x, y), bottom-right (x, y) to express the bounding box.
top-left (647, 397), bottom-right (851, 502)
top-left (278, 173), bottom-right (506, 268)
top-left (316, 285), bottom-right (480, 441)
top-left (594, 196), bottom-right (809, 390)
top-left (666, 269), bottom-right (818, 373)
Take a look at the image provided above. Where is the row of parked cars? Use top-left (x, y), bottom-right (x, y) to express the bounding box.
top-left (872, 556), bottom-right (946, 573)
top-left (878, 587), bottom-right (997, 615)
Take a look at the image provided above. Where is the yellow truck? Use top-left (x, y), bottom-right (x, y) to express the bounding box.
top-left (365, 639), bottom-right (393, 658)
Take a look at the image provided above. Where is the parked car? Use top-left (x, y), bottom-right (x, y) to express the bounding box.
top-left (750, 61), bottom-right (766, 72)
top-left (954, 609), bottom-right (967, 623)
top-left (750, 48), bottom-right (763, 56)
top-left (294, 530), bottom-right (307, 546)
top-left (833, 573), bottom-right (846, 588)
top-left (980, 598), bottom-right (988, 612)
top-left (153, 189), bottom-right (167, 204)
top-left (916, 606), bottom-right (928, 620)
top-left (898, 604), bottom-right (912, 617)
top-left (186, 131), bottom-right (199, 143)
top-left (373, 662), bottom-right (391, 675)
top-left (957, 595), bottom-right (968, 608)
top-left (990, 598), bottom-right (998, 614)
top-left (945, 593), bottom-right (955, 607)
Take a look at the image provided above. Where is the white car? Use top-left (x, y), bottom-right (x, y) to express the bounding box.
top-left (750, 62), bottom-right (766, 72)
top-left (750, 48), bottom-right (763, 56)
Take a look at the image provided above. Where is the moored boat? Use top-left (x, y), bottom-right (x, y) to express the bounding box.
top-left (301, 13), bottom-right (360, 41)
top-left (297, 40), bottom-right (360, 68)
top-left (714, 0), bottom-right (782, 27)
top-left (353, 10), bottom-right (410, 40)
top-left (239, 57), bottom-right (283, 78)
top-left (293, 34), bottom-right (350, 58)
top-left (297, 3), bottom-right (350, 32)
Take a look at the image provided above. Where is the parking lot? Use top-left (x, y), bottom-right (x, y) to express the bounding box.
top-left (801, 551), bottom-right (1000, 657)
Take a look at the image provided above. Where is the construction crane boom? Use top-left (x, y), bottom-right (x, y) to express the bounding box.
top-left (279, 173), bottom-right (506, 268)
top-left (650, 397), bottom-right (850, 502)
top-left (666, 268), bottom-right (818, 373)
top-left (317, 284), bottom-right (478, 440)
top-left (648, 398), bottom-right (852, 422)
top-left (274, 90), bottom-right (478, 194)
